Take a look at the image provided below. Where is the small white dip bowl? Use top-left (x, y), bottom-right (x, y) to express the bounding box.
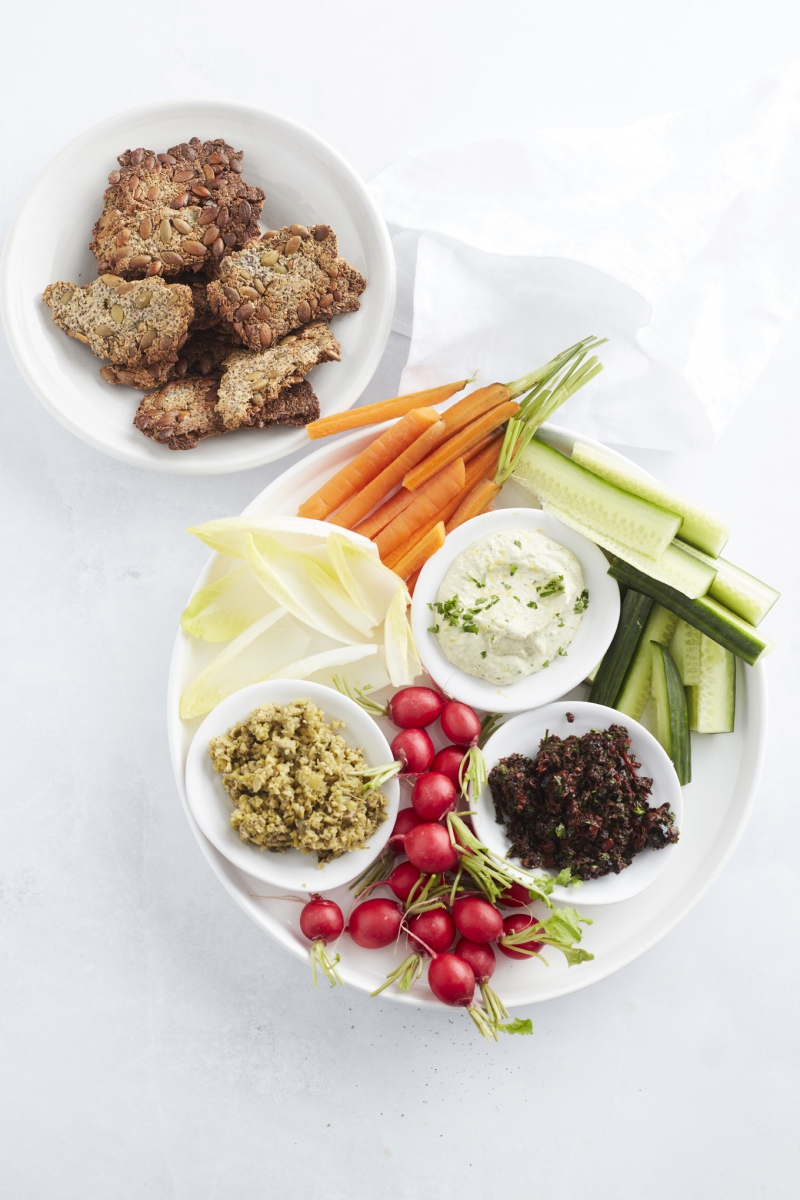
top-left (410, 508), bottom-right (620, 713)
top-left (473, 700), bottom-right (683, 906)
top-left (184, 679), bottom-right (399, 891)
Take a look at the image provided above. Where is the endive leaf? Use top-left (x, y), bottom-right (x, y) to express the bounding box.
top-left (187, 517), bottom-right (375, 560)
top-left (302, 558), bottom-right (379, 635)
top-left (180, 609), bottom-right (310, 719)
top-left (384, 587), bottom-right (421, 686)
top-left (245, 535), bottom-right (367, 645)
top-left (180, 567), bottom-right (279, 642)
top-left (268, 644), bottom-right (382, 685)
top-left (327, 532), bottom-right (409, 626)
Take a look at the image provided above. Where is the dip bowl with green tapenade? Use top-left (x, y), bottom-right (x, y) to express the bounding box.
top-left (473, 701), bottom-right (683, 905)
top-left (411, 508), bottom-right (620, 713)
top-left (184, 679), bottom-right (400, 890)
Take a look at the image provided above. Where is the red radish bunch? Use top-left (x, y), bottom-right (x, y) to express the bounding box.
top-left (300, 687), bottom-right (591, 1041)
top-left (299, 895), bottom-right (345, 987)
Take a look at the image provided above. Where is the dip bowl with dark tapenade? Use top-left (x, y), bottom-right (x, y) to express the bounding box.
top-left (473, 701), bottom-right (683, 905)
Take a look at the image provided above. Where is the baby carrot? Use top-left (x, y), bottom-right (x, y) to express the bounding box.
top-left (305, 380), bottom-right (471, 439)
top-left (445, 480), bottom-right (502, 532)
top-left (329, 420), bottom-right (447, 530)
top-left (354, 488), bottom-right (415, 539)
top-left (403, 400), bottom-right (520, 492)
top-left (383, 438), bottom-right (504, 567)
top-left (297, 408), bottom-right (440, 521)
top-left (390, 523), bottom-right (446, 581)
top-left (376, 459), bottom-right (465, 560)
top-left (440, 382), bottom-right (511, 434)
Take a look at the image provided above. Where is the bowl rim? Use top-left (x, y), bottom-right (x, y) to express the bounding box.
top-left (183, 677), bottom-right (400, 889)
top-left (473, 699), bottom-right (684, 906)
top-left (0, 98), bottom-right (396, 475)
top-left (410, 506), bottom-right (621, 712)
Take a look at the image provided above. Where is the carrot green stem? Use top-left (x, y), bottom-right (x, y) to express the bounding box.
top-left (495, 337), bottom-right (607, 484)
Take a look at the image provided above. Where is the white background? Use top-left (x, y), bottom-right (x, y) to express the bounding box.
top-left (2, 3), bottom-right (799, 1197)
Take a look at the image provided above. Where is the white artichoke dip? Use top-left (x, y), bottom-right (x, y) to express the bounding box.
top-left (431, 528), bottom-right (588, 685)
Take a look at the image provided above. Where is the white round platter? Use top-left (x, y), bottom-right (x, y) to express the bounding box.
top-left (411, 507), bottom-right (620, 713)
top-left (185, 679), bottom-right (399, 890)
top-left (167, 421), bottom-right (767, 1008)
top-left (0, 100), bottom-right (395, 475)
top-left (473, 701), bottom-right (683, 906)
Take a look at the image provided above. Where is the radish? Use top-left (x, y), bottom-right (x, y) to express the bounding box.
top-left (371, 907), bottom-right (455, 996)
top-left (440, 701), bottom-right (482, 748)
top-left (427, 953), bottom-right (476, 1007)
top-left (299, 895), bottom-right (344, 987)
top-left (431, 744), bottom-right (467, 785)
top-left (498, 881), bottom-right (534, 909)
top-left (411, 772), bottom-right (457, 822)
top-left (350, 808), bottom-right (422, 895)
top-left (408, 908), bottom-right (456, 955)
top-left (348, 898), bottom-right (403, 949)
top-left (454, 938), bottom-right (496, 982)
top-left (387, 687), bottom-right (444, 729)
top-left (403, 822), bottom-right (459, 874)
top-left (452, 896), bottom-right (504, 944)
top-left (498, 913), bottom-right (545, 960)
top-left (392, 808), bottom-right (423, 838)
top-left (454, 939), bottom-right (512, 1030)
top-left (387, 860), bottom-right (424, 903)
top-left (390, 727), bottom-right (435, 774)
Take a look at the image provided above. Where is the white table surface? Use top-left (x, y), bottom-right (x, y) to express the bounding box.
top-left (2, 4), bottom-right (799, 1197)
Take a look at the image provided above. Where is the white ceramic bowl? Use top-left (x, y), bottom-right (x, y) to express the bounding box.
top-left (410, 508), bottom-right (620, 713)
top-left (184, 679), bottom-right (399, 890)
top-left (474, 700), bottom-right (683, 905)
top-left (0, 100), bottom-right (395, 474)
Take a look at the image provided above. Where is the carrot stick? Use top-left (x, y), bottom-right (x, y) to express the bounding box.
top-left (376, 459), bottom-right (466, 560)
top-left (297, 408), bottom-right (441, 520)
top-left (384, 439), bottom-right (504, 567)
top-left (406, 568), bottom-right (421, 595)
top-left (305, 380), bottom-right (471, 440)
top-left (440, 382), bottom-right (511, 434)
top-left (354, 488), bottom-right (414, 539)
top-left (329, 419), bottom-right (447, 530)
top-left (389, 523), bottom-right (446, 581)
top-left (403, 400), bottom-right (520, 492)
top-left (446, 480), bottom-right (502, 532)
top-left (355, 433), bottom-right (502, 539)
top-left (464, 434), bottom-right (503, 486)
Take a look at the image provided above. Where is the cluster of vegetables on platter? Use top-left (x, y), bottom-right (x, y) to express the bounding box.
top-left (178, 336), bottom-right (778, 1040)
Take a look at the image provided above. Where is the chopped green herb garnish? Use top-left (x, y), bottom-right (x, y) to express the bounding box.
top-left (527, 600), bottom-right (538, 609)
top-left (467, 574), bottom-right (485, 588)
top-left (509, 563), bottom-right (518, 576)
top-left (428, 623), bottom-right (440, 633)
top-left (501, 582), bottom-right (511, 591)
top-left (537, 575), bottom-right (565, 597)
top-left (573, 589), bottom-right (590, 614)
top-left (555, 823), bottom-right (566, 839)
top-left (481, 650), bottom-right (487, 659)
top-left (513, 539), bottom-right (522, 549)
top-left (542, 659), bottom-right (550, 668)
top-left (558, 647), bottom-right (567, 656)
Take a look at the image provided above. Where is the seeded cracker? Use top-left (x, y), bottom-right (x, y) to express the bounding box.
top-left (43, 276), bottom-right (193, 368)
top-left (92, 137), bottom-right (264, 279)
top-left (134, 378), bottom-right (319, 450)
top-left (216, 321), bottom-right (340, 430)
top-left (206, 224), bottom-right (366, 353)
top-left (100, 329), bottom-right (235, 389)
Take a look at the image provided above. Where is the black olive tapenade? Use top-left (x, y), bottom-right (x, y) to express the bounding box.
top-left (488, 724), bottom-right (679, 880)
